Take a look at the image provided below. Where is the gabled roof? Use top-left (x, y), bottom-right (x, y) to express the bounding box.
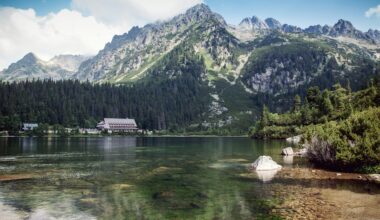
top-left (104, 118), bottom-right (137, 126)
top-left (23, 123), bottom-right (38, 126)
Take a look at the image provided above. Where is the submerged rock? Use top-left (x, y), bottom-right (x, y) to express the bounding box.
top-left (251, 156), bottom-right (282, 171)
top-left (105, 183), bottom-right (134, 191)
top-left (218, 158), bottom-right (249, 163)
top-left (0, 174), bottom-right (35, 182)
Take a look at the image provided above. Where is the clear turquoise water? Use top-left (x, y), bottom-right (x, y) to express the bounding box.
top-left (0, 137), bottom-right (375, 219)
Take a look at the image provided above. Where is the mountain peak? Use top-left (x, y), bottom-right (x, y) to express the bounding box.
top-left (239, 16), bottom-right (268, 30)
top-left (182, 3), bottom-right (226, 26)
top-left (265, 18), bottom-right (282, 29)
top-left (188, 3), bottom-right (210, 11)
top-left (329, 19), bottom-right (360, 38)
top-left (333, 19), bottom-right (354, 29)
top-left (18, 52), bottom-right (39, 66)
top-left (23, 52), bottom-right (38, 60)
top-left (185, 3), bottom-right (212, 16)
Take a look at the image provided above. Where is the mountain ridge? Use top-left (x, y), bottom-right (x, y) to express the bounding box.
top-left (1, 3), bottom-right (379, 87)
top-left (0, 3), bottom-right (379, 132)
top-left (0, 53), bottom-right (90, 82)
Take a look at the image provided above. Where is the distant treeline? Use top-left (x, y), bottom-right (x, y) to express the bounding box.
top-left (0, 78), bottom-right (209, 132)
top-left (0, 45), bottom-right (213, 132)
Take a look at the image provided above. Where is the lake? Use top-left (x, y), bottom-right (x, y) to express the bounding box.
top-left (0, 137), bottom-right (378, 219)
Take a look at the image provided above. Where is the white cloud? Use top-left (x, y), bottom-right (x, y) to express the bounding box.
top-left (0, 7), bottom-right (117, 70)
top-left (71, 0), bottom-right (203, 30)
top-left (0, 0), bottom-right (203, 70)
top-left (365, 5), bottom-right (380, 18)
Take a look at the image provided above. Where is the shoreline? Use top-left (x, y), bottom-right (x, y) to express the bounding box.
top-left (0, 134), bottom-right (249, 138)
top-left (274, 167), bottom-right (380, 219)
top-left (240, 167), bottom-right (380, 219)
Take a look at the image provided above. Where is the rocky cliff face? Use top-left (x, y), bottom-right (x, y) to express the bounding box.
top-left (74, 4), bottom-right (228, 82)
top-left (239, 16), bottom-right (269, 30)
top-left (265, 18), bottom-right (282, 30)
top-left (328, 19), bottom-right (371, 41)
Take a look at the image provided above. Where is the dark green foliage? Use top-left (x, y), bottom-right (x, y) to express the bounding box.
top-left (241, 41), bottom-right (330, 94)
top-left (0, 78), bottom-right (208, 130)
top-left (293, 95), bottom-right (301, 112)
top-left (250, 81), bottom-right (379, 138)
top-left (0, 115), bottom-right (21, 134)
top-left (29, 123), bottom-right (49, 137)
top-left (241, 35), bottom-right (379, 113)
top-left (0, 46), bottom-right (210, 131)
top-left (304, 107), bottom-right (380, 172)
top-left (251, 79), bottom-right (380, 172)
top-left (56, 125), bottom-right (69, 137)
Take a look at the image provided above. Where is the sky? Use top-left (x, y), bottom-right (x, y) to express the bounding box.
top-left (0, 0), bottom-right (379, 70)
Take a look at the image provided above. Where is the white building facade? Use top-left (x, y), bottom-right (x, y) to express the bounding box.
top-left (96, 118), bottom-right (138, 132)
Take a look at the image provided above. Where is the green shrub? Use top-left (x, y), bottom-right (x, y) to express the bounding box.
top-left (305, 107), bottom-right (380, 172)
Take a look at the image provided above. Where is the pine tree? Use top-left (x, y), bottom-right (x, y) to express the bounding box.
top-left (321, 90), bottom-right (334, 116)
top-left (293, 95), bottom-right (301, 112)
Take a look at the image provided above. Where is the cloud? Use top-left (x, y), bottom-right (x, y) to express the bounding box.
top-left (365, 5), bottom-right (380, 18)
top-left (71, 0), bottom-right (203, 30)
top-left (0, 7), bottom-right (117, 70)
top-left (0, 0), bottom-right (203, 70)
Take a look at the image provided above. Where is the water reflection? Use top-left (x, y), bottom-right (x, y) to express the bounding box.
top-left (256, 169), bottom-right (280, 182)
top-left (0, 137), bottom-right (296, 219)
top-left (283, 155), bottom-right (294, 165)
top-left (21, 137), bottom-right (39, 154)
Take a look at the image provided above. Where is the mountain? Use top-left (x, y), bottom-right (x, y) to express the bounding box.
top-left (281, 24), bottom-right (303, 33)
top-left (366, 29), bottom-right (380, 44)
top-left (328, 19), bottom-right (371, 41)
top-left (71, 4), bottom-right (379, 130)
top-left (75, 4), bottom-right (229, 82)
top-left (0, 53), bottom-right (90, 82)
top-left (238, 17), bottom-right (283, 31)
top-left (1, 3), bottom-right (379, 132)
top-left (265, 18), bottom-right (282, 30)
top-left (48, 55), bottom-right (90, 72)
top-left (303, 19), bottom-right (377, 43)
top-left (238, 16), bottom-right (378, 44)
top-left (304, 25), bottom-right (331, 35)
top-left (239, 16), bottom-right (269, 30)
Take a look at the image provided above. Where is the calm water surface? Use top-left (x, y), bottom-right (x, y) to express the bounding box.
top-left (0, 137), bottom-right (376, 219)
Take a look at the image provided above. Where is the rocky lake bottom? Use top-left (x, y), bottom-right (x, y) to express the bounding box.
top-left (0, 137), bottom-right (379, 219)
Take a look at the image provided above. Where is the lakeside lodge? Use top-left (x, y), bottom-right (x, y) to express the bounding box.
top-left (96, 118), bottom-right (138, 132)
top-left (22, 123), bottom-right (38, 131)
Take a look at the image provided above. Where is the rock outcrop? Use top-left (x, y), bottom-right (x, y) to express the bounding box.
top-left (251, 156), bottom-right (282, 171)
top-left (281, 147), bottom-right (294, 156)
top-left (286, 135), bottom-right (302, 144)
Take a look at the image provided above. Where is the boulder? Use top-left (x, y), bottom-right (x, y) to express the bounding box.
top-left (251, 156), bottom-right (282, 171)
top-left (298, 148), bottom-right (307, 156)
top-left (369, 174), bottom-right (380, 184)
top-left (286, 135), bottom-right (302, 144)
top-left (281, 147), bottom-right (294, 155)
